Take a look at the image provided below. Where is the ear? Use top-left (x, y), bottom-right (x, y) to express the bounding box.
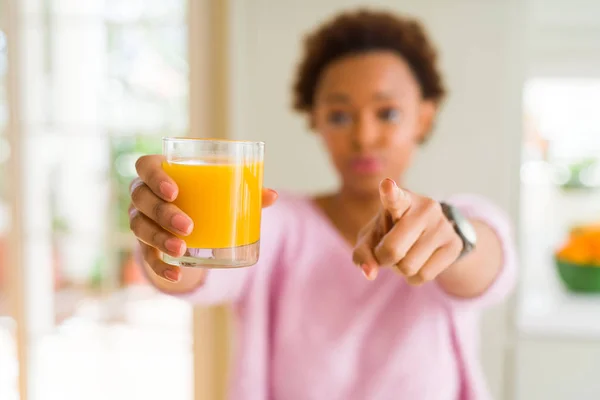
top-left (417, 100), bottom-right (437, 143)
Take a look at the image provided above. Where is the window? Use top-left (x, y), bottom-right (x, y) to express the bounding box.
top-left (519, 77), bottom-right (600, 333)
top-left (8, 1), bottom-right (193, 398)
top-left (0, 1), bottom-right (18, 398)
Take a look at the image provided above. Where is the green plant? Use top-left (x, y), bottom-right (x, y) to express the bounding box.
top-left (560, 158), bottom-right (600, 191)
top-left (110, 135), bottom-right (162, 232)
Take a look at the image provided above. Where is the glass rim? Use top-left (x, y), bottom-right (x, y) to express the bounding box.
top-left (162, 137), bottom-right (264, 146)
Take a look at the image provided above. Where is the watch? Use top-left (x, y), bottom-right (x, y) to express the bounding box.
top-left (440, 202), bottom-right (477, 260)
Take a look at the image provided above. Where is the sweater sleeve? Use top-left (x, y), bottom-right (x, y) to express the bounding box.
top-left (432, 194), bottom-right (518, 310)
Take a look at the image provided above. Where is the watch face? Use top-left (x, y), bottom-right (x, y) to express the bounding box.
top-left (454, 211), bottom-right (477, 246)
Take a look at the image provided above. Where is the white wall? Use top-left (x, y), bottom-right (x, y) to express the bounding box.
top-left (230, 1), bottom-right (524, 398)
top-left (526, 0), bottom-right (600, 78)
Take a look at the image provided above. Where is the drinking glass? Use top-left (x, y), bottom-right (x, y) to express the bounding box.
top-left (161, 138), bottom-right (264, 268)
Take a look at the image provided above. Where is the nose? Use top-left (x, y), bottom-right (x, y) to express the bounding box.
top-left (351, 113), bottom-right (379, 151)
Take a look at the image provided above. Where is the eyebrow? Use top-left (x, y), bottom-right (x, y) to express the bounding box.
top-left (321, 91), bottom-right (400, 104)
top-left (373, 92), bottom-right (398, 101)
top-left (322, 93), bottom-right (350, 104)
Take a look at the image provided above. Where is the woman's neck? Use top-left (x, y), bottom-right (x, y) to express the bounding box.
top-left (314, 187), bottom-right (381, 247)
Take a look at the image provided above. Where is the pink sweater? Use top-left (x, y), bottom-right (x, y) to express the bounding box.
top-left (177, 193), bottom-right (517, 400)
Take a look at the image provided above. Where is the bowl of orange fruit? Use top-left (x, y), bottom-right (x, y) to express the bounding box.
top-left (555, 223), bottom-right (600, 293)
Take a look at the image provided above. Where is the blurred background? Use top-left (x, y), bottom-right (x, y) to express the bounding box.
top-left (0, 0), bottom-right (599, 399)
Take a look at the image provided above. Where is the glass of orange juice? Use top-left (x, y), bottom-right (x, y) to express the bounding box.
top-left (161, 138), bottom-right (264, 268)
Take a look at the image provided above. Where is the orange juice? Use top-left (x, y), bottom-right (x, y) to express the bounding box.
top-left (163, 159), bottom-right (263, 249)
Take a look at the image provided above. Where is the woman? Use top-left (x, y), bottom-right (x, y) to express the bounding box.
top-left (129, 9), bottom-right (516, 400)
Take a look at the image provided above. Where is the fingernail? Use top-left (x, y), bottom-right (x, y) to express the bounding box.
top-left (163, 269), bottom-right (180, 282)
top-left (165, 238), bottom-right (185, 256)
top-left (160, 181), bottom-right (177, 200)
top-left (369, 268), bottom-right (378, 280)
top-left (380, 178), bottom-right (397, 188)
top-left (380, 179), bottom-right (401, 202)
top-left (171, 214), bottom-right (193, 235)
top-left (361, 264), bottom-right (378, 281)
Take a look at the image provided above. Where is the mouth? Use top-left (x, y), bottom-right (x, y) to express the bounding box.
top-left (348, 156), bottom-right (384, 174)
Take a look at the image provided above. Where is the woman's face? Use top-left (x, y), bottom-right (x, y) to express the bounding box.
top-left (312, 51), bottom-right (436, 197)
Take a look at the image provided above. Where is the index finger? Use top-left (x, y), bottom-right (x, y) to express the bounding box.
top-left (379, 178), bottom-right (411, 222)
top-left (135, 155), bottom-right (178, 201)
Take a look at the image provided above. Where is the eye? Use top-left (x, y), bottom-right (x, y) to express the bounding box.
top-left (377, 107), bottom-right (401, 123)
top-left (327, 110), bottom-right (353, 126)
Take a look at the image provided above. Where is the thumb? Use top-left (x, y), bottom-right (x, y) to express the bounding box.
top-left (379, 178), bottom-right (411, 222)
